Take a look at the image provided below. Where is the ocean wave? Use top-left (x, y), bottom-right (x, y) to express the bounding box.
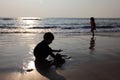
top-left (0, 26), bottom-right (21, 29)
top-left (22, 18), bottom-right (41, 20)
top-left (28, 26), bottom-right (60, 29)
top-left (0, 25), bottom-right (119, 30)
top-left (0, 27), bottom-right (120, 34)
top-left (69, 25), bottom-right (117, 29)
top-left (0, 18), bottom-right (16, 20)
top-left (0, 17), bottom-right (120, 33)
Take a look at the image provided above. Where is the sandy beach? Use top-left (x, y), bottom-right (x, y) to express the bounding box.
top-left (0, 32), bottom-right (120, 80)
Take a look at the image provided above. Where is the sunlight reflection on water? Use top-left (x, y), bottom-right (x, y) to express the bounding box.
top-left (26, 61), bottom-right (35, 69)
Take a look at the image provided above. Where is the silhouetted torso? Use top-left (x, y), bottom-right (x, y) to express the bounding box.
top-left (34, 40), bottom-right (52, 61)
top-left (90, 17), bottom-right (96, 36)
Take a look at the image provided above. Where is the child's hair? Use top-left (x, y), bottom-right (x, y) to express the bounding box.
top-left (43, 32), bottom-right (54, 40)
top-left (90, 17), bottom-right (95, 21)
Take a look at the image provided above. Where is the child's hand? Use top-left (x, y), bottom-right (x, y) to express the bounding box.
top-left (58, 49), bottom-right (63, 52)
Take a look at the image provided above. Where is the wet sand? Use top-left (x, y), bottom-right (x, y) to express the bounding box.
top-left (0, 33), bottom-right (120, 80)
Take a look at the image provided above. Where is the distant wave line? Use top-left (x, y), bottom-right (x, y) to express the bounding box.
top-left (0, 25), bottom-right (119, 29)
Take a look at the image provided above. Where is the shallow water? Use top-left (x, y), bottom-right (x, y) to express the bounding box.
top-left (0, 33), bottom-right (37, 73)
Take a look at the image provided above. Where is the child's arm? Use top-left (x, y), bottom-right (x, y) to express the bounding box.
top-left (52, 49), bottom-right (63, 52)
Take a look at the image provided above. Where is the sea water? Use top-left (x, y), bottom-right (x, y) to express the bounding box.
top-left (0, 17), bottom-right (120, 33)
top-left (0, 17), bottom-right (120, 75)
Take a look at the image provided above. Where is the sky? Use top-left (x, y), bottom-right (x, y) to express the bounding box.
top-left (0, 0), bottom-right (120, 18)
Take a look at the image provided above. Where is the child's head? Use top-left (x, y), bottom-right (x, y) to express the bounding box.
top-left (90, 17), bottom-right (95, 21)
top-left (43, 32), bottom-right (54, 44)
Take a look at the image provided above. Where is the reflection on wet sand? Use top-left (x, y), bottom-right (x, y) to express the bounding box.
top-left (35, 60), bottom-right (66, 80)
top-left (89, 36), bottom-right (96, 54)
top-left (89, 36), bottom-right (96, 50)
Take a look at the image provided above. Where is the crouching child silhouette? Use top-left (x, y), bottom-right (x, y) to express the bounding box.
top-left (34, 32), bottom-right (65, 70)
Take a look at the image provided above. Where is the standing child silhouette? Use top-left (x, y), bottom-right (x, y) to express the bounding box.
top-left (90, 17), bottom-right (96, 36)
